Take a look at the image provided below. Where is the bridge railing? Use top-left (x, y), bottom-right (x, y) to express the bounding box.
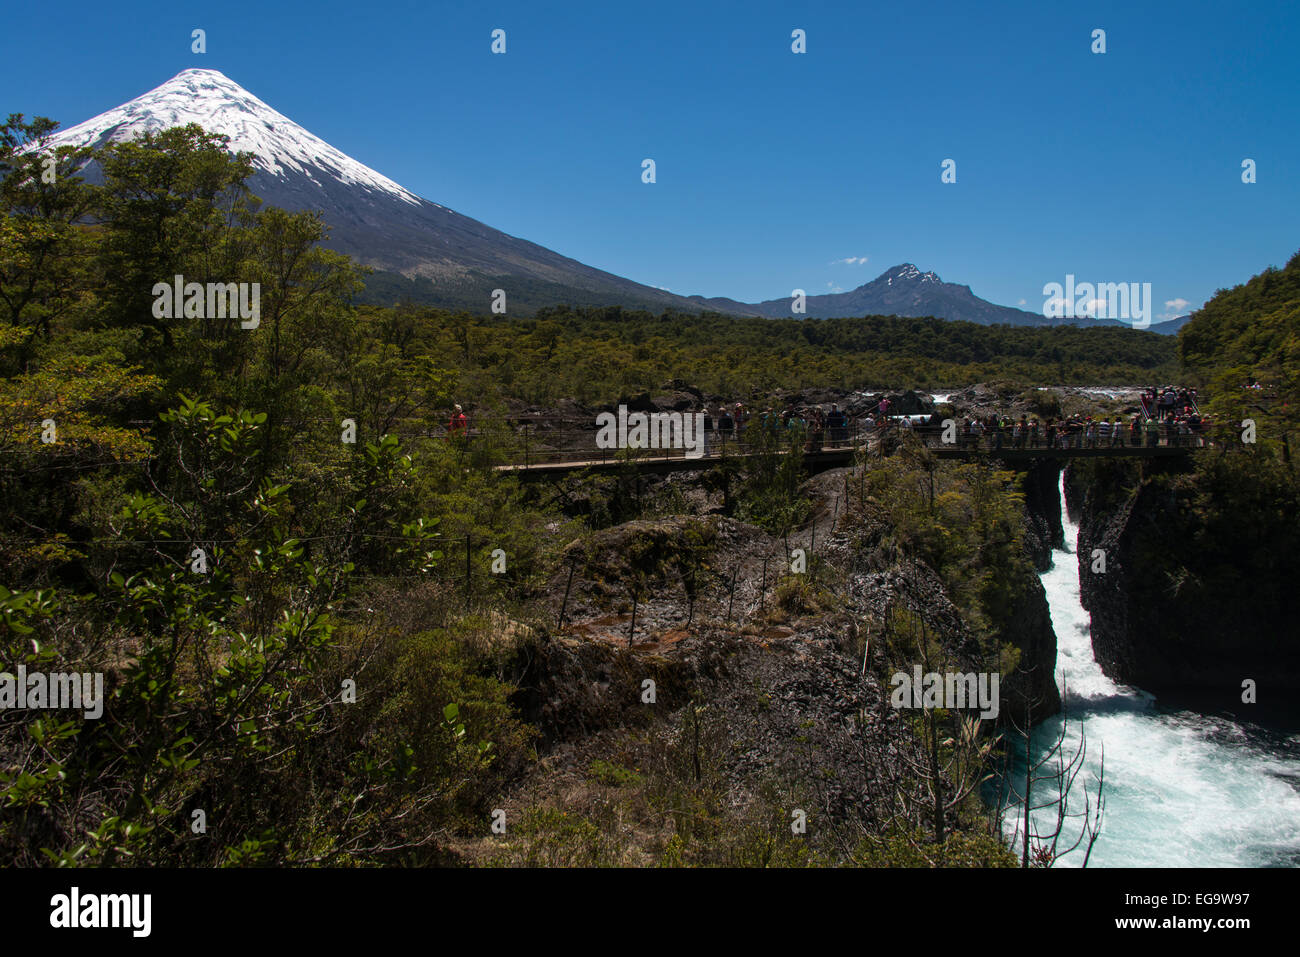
top-left (474, 417), bottom-right (881, 469)
top-left (441, 416), bottom-right (1213, 470)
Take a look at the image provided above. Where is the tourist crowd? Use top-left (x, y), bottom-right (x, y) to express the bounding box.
top-left (695, 388), bottom-right (1215, 454)
top-left (444, 387), bottom-right (1217, 457)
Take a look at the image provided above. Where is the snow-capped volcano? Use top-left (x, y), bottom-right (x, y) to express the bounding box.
top-left (43, 69), bottom-right (423, 207)
top-left (38, 68), bottom-right (730, 313)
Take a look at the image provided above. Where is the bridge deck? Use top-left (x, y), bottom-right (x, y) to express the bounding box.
top-left (493, 438), bottom-right (1196, 476)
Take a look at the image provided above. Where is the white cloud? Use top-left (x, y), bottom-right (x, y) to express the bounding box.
top-left (831, 256), bottom-right (869, 266)
top-left (1017, 298), bottom-right (1027, 306)
top-left (1042, 296), bottom-right (1108, 319)
top-left (1157, 297), bottom-right (1192, 320)
top-left (826, 281), bottom-right (844, 293)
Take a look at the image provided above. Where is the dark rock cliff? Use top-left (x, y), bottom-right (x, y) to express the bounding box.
top-left (999, 567), bottom-right (1061, 725)
top-left (1068, 458), bottom-right (1300, 715)
top-left (978, 460), bottom-right (1063, 724)
top-left (1021, 461), bottom-right (1065, 572)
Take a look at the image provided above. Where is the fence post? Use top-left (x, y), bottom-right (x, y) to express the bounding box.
top-left (629, 587), bottom-right (639, 647)
top-left (687, 559), bottom-right (696, 628)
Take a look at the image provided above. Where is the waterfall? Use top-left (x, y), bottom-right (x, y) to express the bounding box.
top-left (1004, 471), bottom-right (1300, 866)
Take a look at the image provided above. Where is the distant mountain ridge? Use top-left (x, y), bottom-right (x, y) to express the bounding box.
top-left (693, 263), bottom-right (1148, 329)
top-left (1147, 315), bottom-right (1192, 335)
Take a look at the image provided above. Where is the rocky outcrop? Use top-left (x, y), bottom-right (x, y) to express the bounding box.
top-left (1021, 461), bottom-right (1064, 572)
top-left (999, 570), bottom-right (1061, 724)
top-left (842, 389), bottom-right (934, 416)
top-left (510, 621), bottom-right (896, 830)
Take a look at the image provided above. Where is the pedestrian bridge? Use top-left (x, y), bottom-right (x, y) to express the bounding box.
top-left (486, 422), bottom-right (1200, 477)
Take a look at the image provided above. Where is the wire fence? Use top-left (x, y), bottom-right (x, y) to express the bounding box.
top-left (470, 417), bottom-right (1212, 470)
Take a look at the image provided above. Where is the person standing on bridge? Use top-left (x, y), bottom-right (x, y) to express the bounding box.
top-left (1097, 416), bottom-right (1111, 447)
top-left (448, 404), bottom-right (469, 444)
top-left (827, 404), bottom-right (846, 444)
top-left (808, 407), bottom-right (826, 452)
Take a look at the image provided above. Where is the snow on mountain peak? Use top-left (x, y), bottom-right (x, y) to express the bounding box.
top-left (884, 263), bottom-right (942, 285)
top-left (38, 69), bottom-right (424, 208)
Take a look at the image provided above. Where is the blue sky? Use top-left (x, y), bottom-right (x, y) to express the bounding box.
top-left (4, 0), bottom-right (1298, 318)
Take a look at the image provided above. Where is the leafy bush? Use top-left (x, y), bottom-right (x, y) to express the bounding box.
top-left (588, 759), bottom-right (642, 788)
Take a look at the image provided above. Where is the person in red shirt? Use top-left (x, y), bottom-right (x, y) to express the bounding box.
top-left (448, 404), bottom-right (468, 442)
